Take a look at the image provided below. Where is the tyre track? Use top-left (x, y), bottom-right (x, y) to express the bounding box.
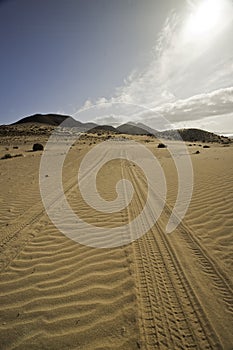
top-left (164, 205), bottom-right (233, 309)
top-left (133, 160), bottom-right (233, 312)
top-left (1, 141), bottom-right (232, 349)
top-left (123, 156), bottom-right (222, 349)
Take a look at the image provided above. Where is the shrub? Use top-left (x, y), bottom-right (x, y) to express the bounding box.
top-left (32, 143), bottom-right (44, 151)
top-left (158, 143), bottom-right (167, 148)
top-left (203, 145), bottom-right (210, 148)
top-left (1, 153), bottom-right (12, 159)
top-left (195, 150), bottom-right (200, 154)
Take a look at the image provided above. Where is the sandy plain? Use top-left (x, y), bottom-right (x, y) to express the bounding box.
top-left (0, 131), bottom-right (232, 349)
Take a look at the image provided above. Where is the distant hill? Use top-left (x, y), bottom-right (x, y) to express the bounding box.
top-left (1, 114), bottom-right (231, 144)
top-left (12, 113), bottom-right (101, 130)
top-left (136, 122), bottom-right (159, 136)
top-left (160, 128), bottom-right (229, 143)
top-left (116, 123), bottom-right (153, 135)
top-left (115, 124), bottom-right (231, 143)
top-left (88, 125), bottom-right (119, 134)
top-left (12, 113), bottom-right (76, 126)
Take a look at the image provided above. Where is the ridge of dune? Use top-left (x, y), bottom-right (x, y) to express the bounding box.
top-left (0, 134), bottom-right (232, 349)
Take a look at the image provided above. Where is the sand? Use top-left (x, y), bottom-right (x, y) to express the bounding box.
top-left (0, 133), bottom-right (232, 349)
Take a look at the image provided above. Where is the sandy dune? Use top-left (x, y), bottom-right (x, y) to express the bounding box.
top-left (0, 135), bottom-right (232, 349)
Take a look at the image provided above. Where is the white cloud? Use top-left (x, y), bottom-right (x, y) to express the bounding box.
top-left (158, 87), bottom-right (233, 120)
top-left (76, 0), bottom-right (233, 131)
top-left (78, 99), bottom-right (93, 112)
top-left (138, 87), bottom-right (233, 126)
top-left (96, 97), bottom-right (108, 105)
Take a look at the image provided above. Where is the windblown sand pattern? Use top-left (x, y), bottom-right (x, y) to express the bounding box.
top-left (0, 138), bottom-right (232, 349)
top-left (184, 147), bottom-right (233, 276)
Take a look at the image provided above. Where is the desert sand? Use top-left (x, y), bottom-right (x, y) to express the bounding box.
top-left (0, 132), bottom-right (232, 349)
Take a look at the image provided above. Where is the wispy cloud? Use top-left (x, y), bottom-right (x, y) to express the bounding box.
top-left (76, 0), bottom-right (233, 130)
top-left (138, 87), bottom-right (233, 124)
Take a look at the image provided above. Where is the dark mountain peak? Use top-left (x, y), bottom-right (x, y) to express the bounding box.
top-left (12, 113), bottom-right (78, 126)
top-left (136, 122), bottom-right (159, 135)
top-left (116, 122), bottom-right (153, 135)
top-left (88, 124), bottom-right (119, 133)
top-left (160, 128), bottom-right (230, 143)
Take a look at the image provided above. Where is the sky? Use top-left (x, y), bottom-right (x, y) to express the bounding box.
top-left (0, 0), bottom-right (233, 134)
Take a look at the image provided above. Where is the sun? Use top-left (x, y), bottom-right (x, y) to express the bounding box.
top-left (183, 0), bottom-right (225, 40)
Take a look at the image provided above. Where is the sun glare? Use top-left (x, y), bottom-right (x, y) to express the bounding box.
top-left (183, 0), bottom-right (226, 41)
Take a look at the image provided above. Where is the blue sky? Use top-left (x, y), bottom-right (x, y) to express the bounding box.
top-left (0, 0), bottom-right (233, 133)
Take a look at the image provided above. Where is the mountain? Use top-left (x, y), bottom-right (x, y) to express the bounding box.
top-left (160, 128), bottom-right (229, 143)
top-left (136, 122), bottom-right (159, 136)
top-left (12, 113), bottom-right (101, 130)
top-left (88, 125), bottom-right (119, 133)
top-left (1, 114), bottom-right (231, 144)
top-left (12, 113), bottom-right (76, 126)
top-left (116, 123), bottom-right (152, 135)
